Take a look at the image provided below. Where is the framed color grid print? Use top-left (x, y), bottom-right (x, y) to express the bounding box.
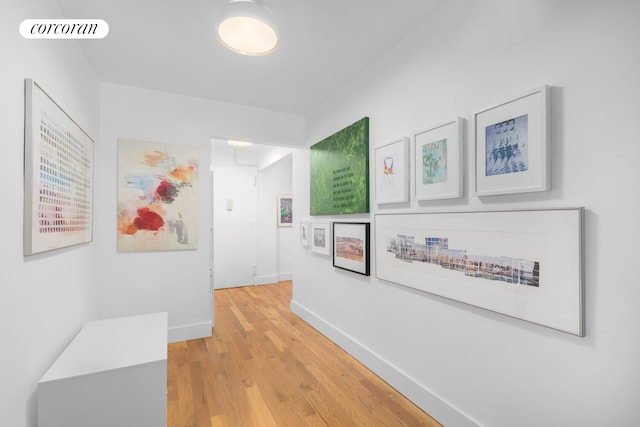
top-left (23, 79), bottom-right (94, 255)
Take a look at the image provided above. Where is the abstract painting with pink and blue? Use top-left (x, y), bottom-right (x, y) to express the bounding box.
top-left (117, 139), bottom-right (198, 251)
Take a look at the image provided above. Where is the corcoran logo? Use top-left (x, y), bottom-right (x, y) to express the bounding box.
top-left (19, 19), bottom-right (109, 39)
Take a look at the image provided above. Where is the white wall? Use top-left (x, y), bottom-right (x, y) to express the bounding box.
top-left (97, 83), bottom-right (305, 342)
top-left (256, 162), bottom-right (279, 285)
top-left (292, 1), bottom-right (640, 426)
top-left (0, 1), bottom-right (100, 426)
top-left (274, 155), bottom-right (294, 280)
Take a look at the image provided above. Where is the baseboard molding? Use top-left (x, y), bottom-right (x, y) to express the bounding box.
top-left (168, 321), bottom-right (212, 343)
top-left (256, 275), bottom-right (279, 286)
top-left (278, 272), bottom-right (292, 281)
top-left (290, 300), bottom-right (480, 427)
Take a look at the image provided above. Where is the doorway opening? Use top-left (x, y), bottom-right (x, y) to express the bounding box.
top-left (210, 138), bottom-right (296, 291)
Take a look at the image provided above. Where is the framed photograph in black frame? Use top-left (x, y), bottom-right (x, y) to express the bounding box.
top-left (333, 222), bottom-right (370, 276)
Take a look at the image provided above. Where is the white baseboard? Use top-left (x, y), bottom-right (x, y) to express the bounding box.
top-left (278, 272), bottom-right (292, 281)
top-left (168, 321), bottom-right (212, 343)
top-left (255, 275), bottom-right (279, 285)
top-left (290, 300), bottom-right (480, 427)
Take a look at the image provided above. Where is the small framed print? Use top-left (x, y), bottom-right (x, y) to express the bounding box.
top-left (414, 118), bottom-right (464, 201)
top-left (300, 222), bottom-right (310, 247)
top-left (375, 137), bottom-right (409, 204)
top-left (277, 194), bottom-right (293, 227)
top-left (473, 85), bottom-right (550, 196)
top-left (311, 222), bottom-right (331, 256)
top-left (333, 222), bottom-right (370, 276)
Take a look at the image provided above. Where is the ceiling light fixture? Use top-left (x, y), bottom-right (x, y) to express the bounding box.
top-left (216, 0), bottom-right (278, 56)
top-left (227, 140), bottom-right (253, 147)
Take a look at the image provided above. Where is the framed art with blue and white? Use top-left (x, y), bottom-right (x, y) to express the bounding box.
top-left (473, 85), bottom-right (550, 196)
top-left (414, 118), bottom-right (464, 201)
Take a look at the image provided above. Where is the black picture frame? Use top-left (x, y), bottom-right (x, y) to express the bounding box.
top-left (332, 222), bottom-right (370, 276)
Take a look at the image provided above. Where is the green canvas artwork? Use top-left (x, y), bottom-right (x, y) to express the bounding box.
top-left (310, 117), bottom-right (370, 215)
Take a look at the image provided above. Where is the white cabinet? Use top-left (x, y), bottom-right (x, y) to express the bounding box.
top-left (38, 313), bottom-right (168, 427)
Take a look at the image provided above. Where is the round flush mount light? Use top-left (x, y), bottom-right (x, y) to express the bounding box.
top-left (216, 0), bottom-right (278, 56)
top-left (227, 140), bottom-right (253, 147)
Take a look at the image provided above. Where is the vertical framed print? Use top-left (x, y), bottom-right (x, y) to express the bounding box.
top-left (375, 137), bottom-right (409, 204)
top-left (277, 193), bottom-right (293, 227)
top-left (24, 79), bottom-right (94, 255)
top-left (117, 139), bottom-right (199, 252)
top-left (300, 222), bottom-right (310, 247)
top-left (473, 85), bottom-right (550, 196)
top-left (414, 118), bottom-right (464, 201)
top-left (311, 222), bottom-right (331, 256)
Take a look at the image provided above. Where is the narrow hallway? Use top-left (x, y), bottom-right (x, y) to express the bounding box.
top-left (167, 281), bottom-right (440, 426)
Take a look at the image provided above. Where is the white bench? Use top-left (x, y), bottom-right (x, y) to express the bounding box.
top-left (38, 312), bottom-right (168, 427)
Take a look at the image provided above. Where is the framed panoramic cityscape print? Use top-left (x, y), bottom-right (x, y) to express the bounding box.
top-left (375, 208), bottom-right (584, 336)
top-left (473, 85), bottom-right (550, 196)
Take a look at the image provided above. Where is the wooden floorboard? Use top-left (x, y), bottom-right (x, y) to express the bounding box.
top-left (167, 281), bottom-right (441, 427)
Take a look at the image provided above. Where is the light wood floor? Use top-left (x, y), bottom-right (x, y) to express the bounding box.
top-left (167, 281), bottom-right (441, 427)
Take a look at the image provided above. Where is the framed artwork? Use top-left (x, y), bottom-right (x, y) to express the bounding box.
top-left (310, 117), bottom-right (369, 215)
top-left (117, 139), bottom-right (199, 252)
top-left (333, 222), bottom-right (370, 276)
top-left (277, 194), bottom-right (293, 227)
top-left (311, 222), bottom-right (331, 256)
top-left (414, 118), bottom-right (464, 201)
top-left (473, 85), bottom-right (550, 196)
top-left (24, 79), bottom-right (94, 255)
top-left (375, 137), bottom-right (409, 204)
top-left (300, 222), bottom-right (310, 247)
top-left (375, 208), bottom-right (584, 336)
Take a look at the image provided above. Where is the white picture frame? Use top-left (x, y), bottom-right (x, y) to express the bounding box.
top-left (24, 79), bottom-right (94, 255)
top-left (414, 118), bottom-right (464, 201)
top-left (375, 208), bottom-right (584, 336)
top-left (473, 85), bottom-right (550, 196)
top-left (375, 137), bottom-right (409, 204)
top-left (300, 222), bottom-right (310, 247)
top-left (311, 222), bottom-right (331, 256)
top-left (277, 193), bottom-right (293, 228)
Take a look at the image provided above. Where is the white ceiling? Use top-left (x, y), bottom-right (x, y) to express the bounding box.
top-left (56, 0), bottom-right (445, 115)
